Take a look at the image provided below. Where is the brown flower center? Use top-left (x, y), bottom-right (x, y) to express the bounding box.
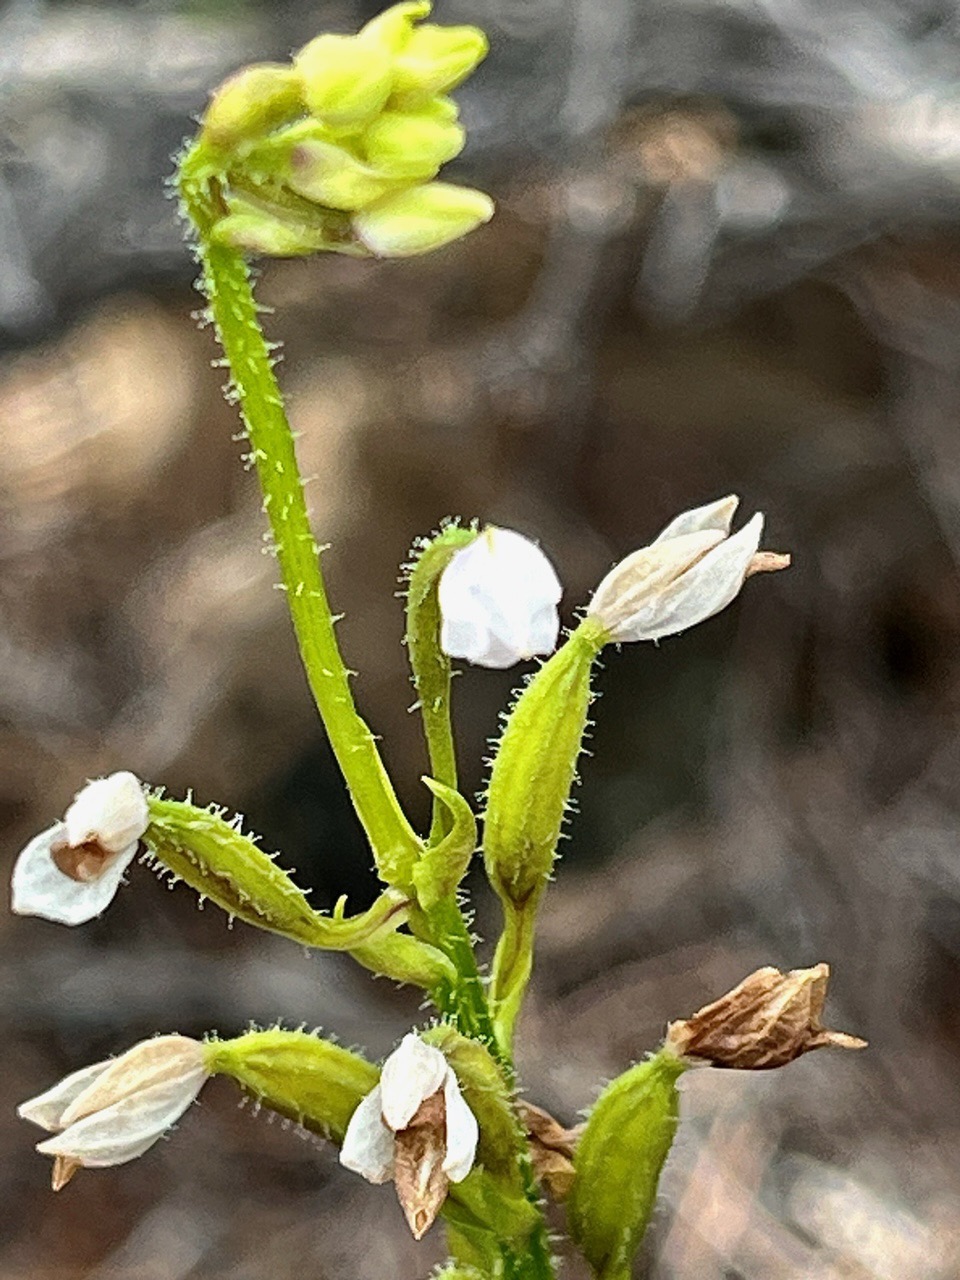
top-left (51, 838), bottom-right (116, 883)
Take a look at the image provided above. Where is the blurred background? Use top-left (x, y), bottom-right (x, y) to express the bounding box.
top-left (3, 0), bottom-right (960, 1276)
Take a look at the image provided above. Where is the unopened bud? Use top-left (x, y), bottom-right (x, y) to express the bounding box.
top-left (210, 208), bottom-right (346, 258)
top-left (391, 23), bottom-right (489, 97)
top-left (362, 105), bottom-right (465, 180)
top-left (287, 136), bottom-right (403, 211)
top-left (294, 33), bottom-right (393, 128)
top-left (201, 63), bottom-right (303, 152)
top-left (359, 1), bottom-right (432, 53)
top-left (354, 182), bottom-right (493, 257)
top-left (664, 963), bottom-right (867, 1069)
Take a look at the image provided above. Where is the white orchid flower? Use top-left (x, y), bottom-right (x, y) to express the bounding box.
top-left (438, 527), bottom-right (562, 668)
top-left (11, 771), bottom-right (149, 925)
top-left (587, 495), bottom-right (790, 643)
top-left (340, 1032), bottom-right (479, 1238)
top-left (18, 1035), bottom-right (209, 1189)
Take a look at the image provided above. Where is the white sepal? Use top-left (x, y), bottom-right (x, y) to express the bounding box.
top-left (64, 771), bottom-right (149, 854)
top-left (17, 1059), bottom-right (113, 1132)
top-left (440, 1067), bottom-right (478, 1182)
top-left (11, 824), bottom-right (139, 926)
top-left (438, 527), bottom-right (562, 669)
top-left (340, 1085), bottom-right (395, 1183)
top-left (653, 494), bottom-right (738, 542)
top-left (626, 513), bottom-right (764, 642)
top-left (379, 1033), bottom-right (447, 1131)
top-left (34, 1069), bottom-right (205, 1167)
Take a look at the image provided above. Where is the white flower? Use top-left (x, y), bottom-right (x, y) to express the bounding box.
top-left (340, 1032), bottom-right (479, 1238)
top-left (438, 527), bottom-right (562, 668)
top-left (18, 1035), bottom-right (209, 1189)
top-left (587, 495), bottom-right (790, 643)
top-left (11, 771), bottom-right (149, 925)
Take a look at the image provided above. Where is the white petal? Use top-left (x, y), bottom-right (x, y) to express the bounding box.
top-left (379, 1034), bottom-right (447, 1132)
top-left (18, 1059), bottom-right (113, 1132)
top-left (588, 529), bottom-right (724, 638)
top-left (11, 825), bottom-right (138, 926)
top-left (620, 513), bottom-right (764, 641)
top-left (654, 495), bottom-right (739, 542)
top-left (438, 528), bottom-right (562, 669)
top-left (35, 1068), bottom-right (207, 1168)
top-left (59, 1036), bottom-right (206, 1128)
top-left (65, 772), bottom-right (149, 855)
top-left (440, 1068), bottom-right (478, 1183)
top-left (340, 1085), bottom-right (395, 1183)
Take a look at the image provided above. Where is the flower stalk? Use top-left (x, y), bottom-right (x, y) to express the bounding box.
top-left (177, 146), bottom-right (421, 891)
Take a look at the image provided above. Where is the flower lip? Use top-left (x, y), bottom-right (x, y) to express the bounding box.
top-left (11, 771), bottom-right (149, 926)
top-left (438, 526), bottom-right (562, 669)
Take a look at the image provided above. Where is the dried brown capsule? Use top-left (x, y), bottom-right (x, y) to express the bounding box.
top-left (664, 963), bottom-right (866, 1070)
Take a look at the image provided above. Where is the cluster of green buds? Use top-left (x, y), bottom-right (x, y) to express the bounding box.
top-left (10, 7), bottom-right (867, 1280)
top-left (196, 1), bottom-right (493, 259)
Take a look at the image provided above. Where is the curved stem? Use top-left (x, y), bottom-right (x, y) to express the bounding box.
top-left (404, 526), bottom-right (476, 843)
top-left (177, 142), bottom-right (420, 888)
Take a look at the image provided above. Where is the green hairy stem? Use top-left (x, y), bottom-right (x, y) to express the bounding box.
top-left (177, 142), bottom-right (421, 891)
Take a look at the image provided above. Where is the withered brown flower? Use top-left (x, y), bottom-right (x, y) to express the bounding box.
top-left (664, 963), bottom-right (866, 1070)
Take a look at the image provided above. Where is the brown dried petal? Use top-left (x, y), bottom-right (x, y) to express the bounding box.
top-left (51, 1155), bottom-right (81, 1191)
top-left (664, 963), bottom-right (867, 1070)
top-left (393, 1088), bottom-right (449, 1239)
top-left (745, 550), bottom-right (792, 577)
top-left (517, 1100), bottom-right (581, 1202)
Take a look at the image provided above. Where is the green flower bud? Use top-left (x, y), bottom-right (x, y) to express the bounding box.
top-left (567, 1051), bottom-right (686, 1280)
top-left (353, 182), bottom-right (494, 257)
top-left (200, 63), bottom-right (304, 153)
top-left (359, 0), bottom-right (432, 53)
top-left (205, 1029), bottom-right (378, 1142)
top-left (351, 929), bottom-right (458, 990)
top-left (210, 208), bottom-right (347, 258)
top-left (412, 780), bottom-right (477, 911)
top-left (287, 137), bottom-right (404, 210)
top-left (362, 107), bottom-right (466, 180)
top-left (295, 33), bottom-right (393, 128)
top-left (143, 796), bottom-right (408, 948)
top-left (392, 23), bottom-right (489, 97)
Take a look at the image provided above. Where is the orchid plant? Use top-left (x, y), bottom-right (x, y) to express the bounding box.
top-left (11, 6), bottom-right (864, 1279)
